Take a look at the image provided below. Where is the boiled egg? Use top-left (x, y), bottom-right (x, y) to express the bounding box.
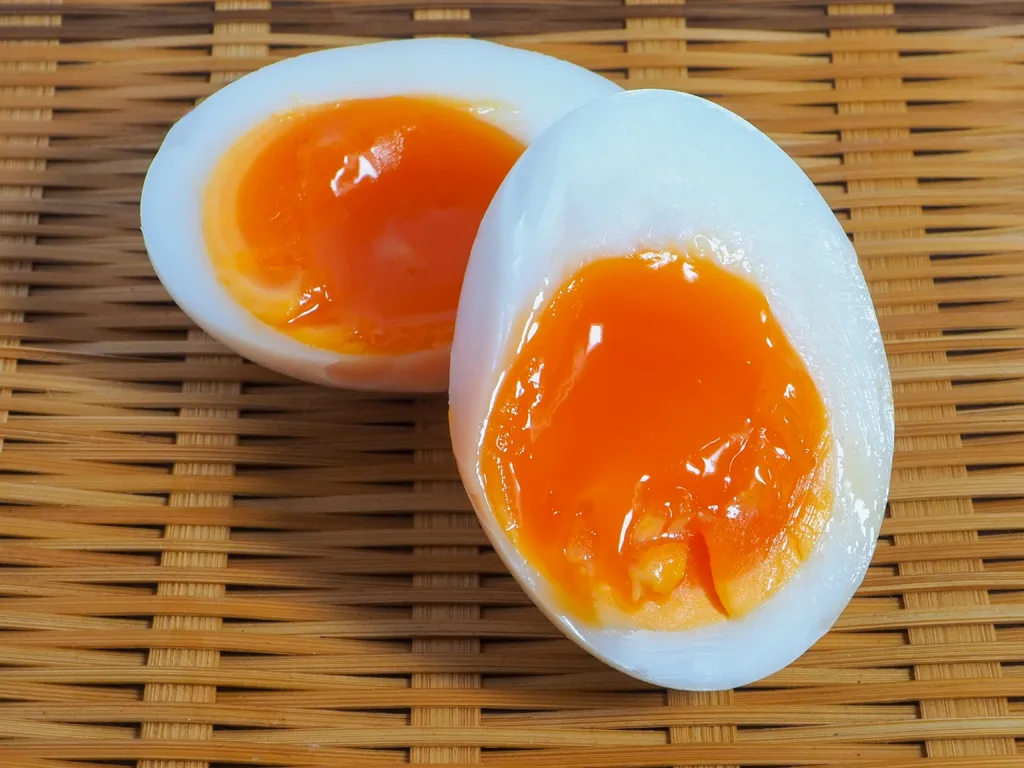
top-left (450, 89), bottom-right (894, 690)
top-left (141, 39), bottom-right (619, 391)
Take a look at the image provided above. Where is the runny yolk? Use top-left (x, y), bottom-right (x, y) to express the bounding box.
top-left (478, 250), bottom-right (833, 629)
top-left (204, 96), bottom-right (525, 355)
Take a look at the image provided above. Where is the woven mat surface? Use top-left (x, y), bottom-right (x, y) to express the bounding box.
top-left (1, 1), bottom-right (1023, 766)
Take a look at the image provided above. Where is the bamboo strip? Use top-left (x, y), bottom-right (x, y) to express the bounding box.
top-left (136, 6), bottom-right (264, 768)
top-left (829, 4), bottom-right (1014, 761)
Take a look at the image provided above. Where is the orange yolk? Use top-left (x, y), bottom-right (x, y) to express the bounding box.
top-left (479, 251), bottom-right (832, 629)
top-left (204, 96), bottom-right (525, 355)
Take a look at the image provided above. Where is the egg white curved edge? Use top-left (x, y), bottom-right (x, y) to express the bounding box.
top-left (450, 88), bottom-right (895, 690)
top-left (140, 38), bottom-right (621, 392)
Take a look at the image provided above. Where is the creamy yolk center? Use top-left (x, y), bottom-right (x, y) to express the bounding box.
top-left (479, 251), bottom-right (832, 628)
top-left (204, 96), bottom-right (525, 355)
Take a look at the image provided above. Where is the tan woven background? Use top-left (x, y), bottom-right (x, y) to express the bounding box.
top-left (1, 0), bottom-right (1023, 766)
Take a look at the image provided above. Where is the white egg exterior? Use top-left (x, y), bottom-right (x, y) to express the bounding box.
top-left (141, 38), bottom-right (620, 391)
top-left (450, 89), bottom-right (895, 690)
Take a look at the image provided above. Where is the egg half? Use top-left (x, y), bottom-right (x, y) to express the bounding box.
top-left (450, 89), bottom-right (895, 690)
top-left (141, 38), bottom-right (620, 391)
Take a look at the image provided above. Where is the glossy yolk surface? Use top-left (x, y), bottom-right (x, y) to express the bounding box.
top-left (204, 96), bottom-right (525, 355)
top-left (479, 251), bottom-right (832, 629)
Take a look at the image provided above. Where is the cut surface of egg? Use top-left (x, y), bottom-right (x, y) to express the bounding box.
top-left (206, 95), bottom-right (525, 358)
top-left (141, 39), bottom-right (620, 391)
top-left (480, 251), bottom-right (834, 630)
top-left (450, 89), bottom-right (894, 690)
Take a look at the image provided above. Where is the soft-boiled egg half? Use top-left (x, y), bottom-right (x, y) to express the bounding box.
top-left (141, 39), bottom-right (619, 391)
top-left (450, 89), bottom-right (894, 690)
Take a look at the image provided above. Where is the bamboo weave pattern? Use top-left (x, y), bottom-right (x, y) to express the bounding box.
top-left (0, 1), bottom-right (1023, 766)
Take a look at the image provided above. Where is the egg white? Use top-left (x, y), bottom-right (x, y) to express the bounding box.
top-left (450, 89), bottom-right (895, 690)
top-left (141, 38), bottom-right (620, 391)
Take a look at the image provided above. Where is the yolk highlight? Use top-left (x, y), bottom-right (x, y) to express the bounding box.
top-left (204, 96), bottom-right (525, 355)
top-left (479, 251), bottom-right (832, 629)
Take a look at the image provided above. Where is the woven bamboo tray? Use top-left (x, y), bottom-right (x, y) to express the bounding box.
top-left (1, 1), bottom-right (1023, 766)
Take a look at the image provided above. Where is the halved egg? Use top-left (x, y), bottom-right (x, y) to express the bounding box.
top-left (141, 39), bottom-right (619, 391)
top-left (450, 89), bottom-right (894, 690)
